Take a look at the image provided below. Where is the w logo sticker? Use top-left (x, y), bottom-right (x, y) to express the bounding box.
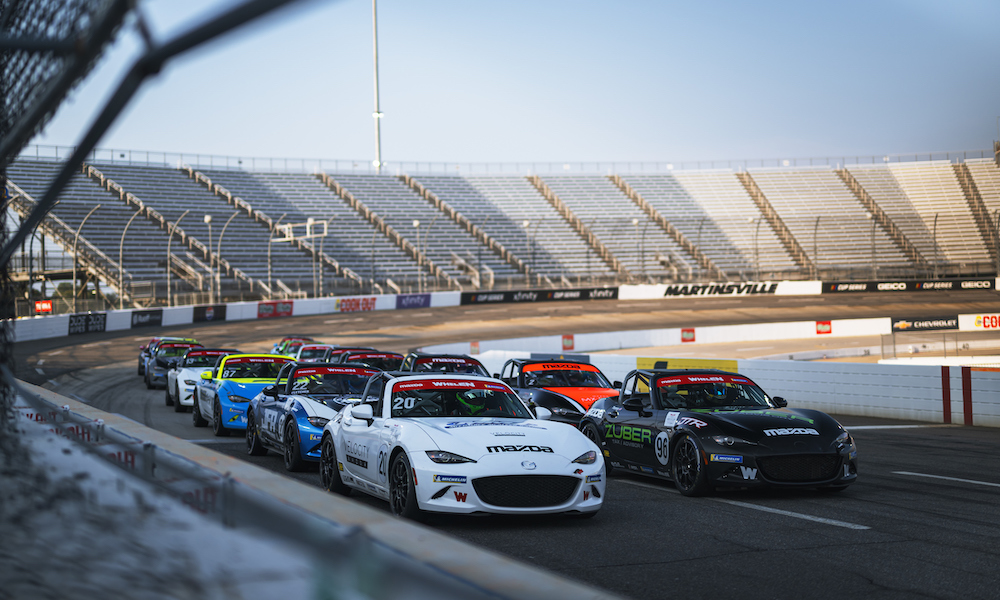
top-left (740, 466), bottom-right (758, 480)
top-left (453, 491), bottom-right (468, 502)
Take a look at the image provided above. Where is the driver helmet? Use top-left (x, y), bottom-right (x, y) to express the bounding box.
top-left (457, 390), bottom-right (487, 414)
top-left (705, 383), bottom-right (728, 404)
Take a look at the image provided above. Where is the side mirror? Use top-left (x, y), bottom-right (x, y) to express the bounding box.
top-left (534, 406), bottom-right (552, 420)
top-left (492, 373), bottom-right (500, 379)
top-left (351, 404), bottom-right (374, 425)
top-left (263, 385), bottom-right (278, 398)
top-left (613, 381), bottom-right (622, 389)
top-left (200, 371), bottom-right (212, 380)
top-left (622, 397), bottom-right (645, 412)
top-left (773, 396), bottom-right (788, 408)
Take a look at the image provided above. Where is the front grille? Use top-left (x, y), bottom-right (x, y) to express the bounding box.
top-left (473, 475), bottom-right (579, 507)
top-left (757, 454), bottom-right (840, 483)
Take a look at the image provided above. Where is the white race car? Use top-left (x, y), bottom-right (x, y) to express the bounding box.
top-left (165, 348), bottom-right (240, 412)
top-left (318, 372), bottom-right (605, 519)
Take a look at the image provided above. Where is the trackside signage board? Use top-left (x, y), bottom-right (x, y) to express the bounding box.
top-left (460, 287), bottom-right (617, 305)
top-left (824, 279), bottom-right (995, 293)
top-left (130, 309), bottom-right (163, 329)
top-left (959, 313), bottom-right (1000, 331)
top-left (892, 317), bottom-right (959, 332)
top-left (619, 281), bottom-right (819, 300)
top-left (68, 312), bottom-right (107, 335)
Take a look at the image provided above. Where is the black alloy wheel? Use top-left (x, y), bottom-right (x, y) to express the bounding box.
top-left (581, 422), bottom-right (612, 475)
top-left (192, 394), bottom-right (208, 427)
top-left (212, 399), bottom-right (230, 437)
top-left (165, 384), bottom-right (173, 406)
top-left (246, 411), bottom-right (267, 456)
top-left (389, 452), bottom-right (422, 519)
top-left (672, 434), bottom-right (709, 497)
top-left (283, 420), bottom-right (306, 472)
top-left (319, 436), bottom-right (351, 496)
top-left (173, 385), bottom-right (185, 413)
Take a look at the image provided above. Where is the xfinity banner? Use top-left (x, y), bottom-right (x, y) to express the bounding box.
top-left (824, 279), bottom-right (995, 293)
top-left (130, 309), bottom-right (163, 329)
top-left (460, 287), bottom-right (618, 305)
top-left (891, 316), bottom-right (959, 332)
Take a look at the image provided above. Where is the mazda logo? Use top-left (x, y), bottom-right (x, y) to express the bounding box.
top-left (521, 461), bottom-right (536, 470)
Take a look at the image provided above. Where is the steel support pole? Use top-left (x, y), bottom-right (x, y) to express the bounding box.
top-left (73, 204), bottom-right (100, 313)
top-left (166, 209), bottom-right (189, 307)
top-left (120, 209), bottom-right (141, 309)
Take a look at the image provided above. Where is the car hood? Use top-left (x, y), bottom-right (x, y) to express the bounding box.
top-left (684, 407), bottom-right (842, 446)
top-left (543, 387), bottom-right (619, 410)
top-left (406, 417), bottom-right (587, 461)
top-left (220, 380), bottom-right (273, 397)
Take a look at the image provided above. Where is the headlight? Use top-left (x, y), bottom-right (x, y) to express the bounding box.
top-left (550, 407), bottom-right (581, 417)
top-left (425, 451), bottom-right (476, 464)
top-left (572, 450), bottom-right (597, 464)
top-left (833, 431), bottom-right (853, 448)
top-left (184, 380), bottom-right (197, 386)
top-left (711, 435), bottom-right (757, 446)
top-left (228, 395), bottom-right (252, 403)
top-left (306, 416), bottom-right (329, 428)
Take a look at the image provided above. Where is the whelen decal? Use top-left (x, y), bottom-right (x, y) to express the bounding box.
top-left (395, 380), bottom-right (511, 392)
top-left (522, 362), bottom-right (601, 373)
top-left (657, 374), bottom-right (752, 386)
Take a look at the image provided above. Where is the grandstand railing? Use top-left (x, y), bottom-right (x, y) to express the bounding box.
top-left (18, 144), bottom-right (996, 175)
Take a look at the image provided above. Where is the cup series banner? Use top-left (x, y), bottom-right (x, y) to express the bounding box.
top-left (823, 279), bottom-right (996, 293)
top-left (460, 287), bottom-right (618, 305)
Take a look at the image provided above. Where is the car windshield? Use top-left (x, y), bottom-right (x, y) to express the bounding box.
top-left (220, 357), bottom-right (291, 379)
top-left (156, 344), bottom-right (201, 357)
top-left (656, 374), bottom-right (771, 409)
top-left (184, 351), bottom-right (234, 368)
top-left (413, 358), bottom-right (487, 375)
top-left (290, 367), bottom-right (377, 396)
top-left (390, 379), bottom-right (531, 419)
top-left (524, 365), bottom-right (612, 388)
top-left (344, 353), bottom-right (403, 370)
top-left (298, 347), bottom-right (329, 360)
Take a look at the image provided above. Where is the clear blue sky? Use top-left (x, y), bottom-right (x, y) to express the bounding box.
top-left (30, 0), bottom-right (1000, 166)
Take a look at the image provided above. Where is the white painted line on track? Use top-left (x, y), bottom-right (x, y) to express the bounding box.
top-left (846, 425), bottom-right (939, 430)
top-left (189, 439), bottom-right (246, 445)
top-left (36, 359), bottom-right (44, 366)
top-left (616, 478), bottom-right (870, 530)
top-left (712, 498), bottom-right (871, 530)
top-left (893, 471), bottom-right (1000, 489)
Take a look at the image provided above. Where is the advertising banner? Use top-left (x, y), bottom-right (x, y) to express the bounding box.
top-left (130, 309), bottom-right (163, 329)
top-left (460, 287), bottom-right (617, 305)
top-left (824, 279), bottom-right (995, 294)
top-left (193, 304), bottom-right (227, 322)
top-left (68, 312), bottom-right (107, 335)
top-left (257, 301), bottom-right (294, 319)
top-left (891, 316), bottom-right (959, 332)
top-left (959, 313), bottom-right (1000, 331)
top-left (396, 294), bottom-right (431, 310)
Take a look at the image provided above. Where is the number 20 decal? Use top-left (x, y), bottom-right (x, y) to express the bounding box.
top-left (392, 397), bottom-right (416, 411)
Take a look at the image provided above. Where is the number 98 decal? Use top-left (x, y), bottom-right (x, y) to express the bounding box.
top-left (654, 431), bottom-right (670, 465)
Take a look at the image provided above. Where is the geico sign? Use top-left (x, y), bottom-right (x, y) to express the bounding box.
top-left (962, 280), bottom-right (992, 289)
top-left (975, 315), bottom-right (1000, 329)
top-left (877, 282), bottom-right (907, 291)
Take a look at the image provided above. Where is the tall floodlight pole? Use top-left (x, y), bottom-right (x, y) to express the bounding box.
top-left (166, 209), bottom-right (190, 307)
top-left (73, 204), bottom-right (100, 314)
top-left (371, 0), bottom-right (384, 174)
top-left (216, 211), bottom-right (239, 302)
top-left (268, 213), bottom-right (287, 298)
top-left (204, 215), bottom-right (213, 304)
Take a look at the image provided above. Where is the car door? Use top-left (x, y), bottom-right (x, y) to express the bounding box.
top-left (603, 372), bottom-right (660, 468)
top-left (340, 375), bottom-right (385, 488)
top-left (260, 364), bottom-right (294, 444)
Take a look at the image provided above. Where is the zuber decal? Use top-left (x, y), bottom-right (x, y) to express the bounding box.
top-left (763, 427), bottom-right (820, 436)
top-left (486, 445), bottom-right (554, 453)
top-left (604, 424), bottom-right (653, 445)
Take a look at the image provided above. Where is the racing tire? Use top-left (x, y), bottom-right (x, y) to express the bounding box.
top-left (389, 452), bottom-right (423, 520)
top-left (580, 422), bottom-right (611, 475)
top-left (283, 420), bottom-right (306, 472)
top-left (672, 434), bottom-right (709, 497)
top-left (246, 411), bottom-right (268, 456)
top-left (144, 373), bottom-right (152, 390)
top-left (319, 435), bottom-right (351, 496)
top-left (192, 396), bottom-right (208, 427)
top-left (173, 385), bottom-right (185, 413)
top-left (212, 398), bottom-right (230, 437)
top-left (165, 385), bottom-right (173, 407)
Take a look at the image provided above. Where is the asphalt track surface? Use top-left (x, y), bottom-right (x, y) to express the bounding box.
top-left (15, 291), bottom-right (1000, 600)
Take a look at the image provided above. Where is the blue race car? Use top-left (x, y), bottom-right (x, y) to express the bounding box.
top-left (193, 353), bottom-right (295, 437)
top-left (246, 363), bottom-right (379, 471)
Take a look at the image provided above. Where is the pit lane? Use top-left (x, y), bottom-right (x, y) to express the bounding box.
top-left (16, 292), bottom-right (1000, 600)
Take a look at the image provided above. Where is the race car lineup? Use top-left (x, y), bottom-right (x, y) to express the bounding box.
top-left (136, 335), bottom-right (858, 517)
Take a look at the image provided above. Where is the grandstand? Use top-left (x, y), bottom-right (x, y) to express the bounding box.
top-left (5, 147), bottom-right (1000, 315)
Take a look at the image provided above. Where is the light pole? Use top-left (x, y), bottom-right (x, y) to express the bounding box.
top-left (319, 216), bottom-right (335, 297)
top-left (641, 222), bottom-right (649, 281)
top-left (477, 214), bottom-right (491, 285)
top-left (119, 209), bottom-right (141, 310)
top-left (522, 220), bottom-right (531, 286)
top-left (371, 0), bottom-right (383, 173)
top-left (268, 213), bottom-right (287, 297)
top-left (204, 215), bottom-right (213, 304)
top-left (632, 217), bottom-right (639, 282)
top-left (747, 216), bottom-right (761, 281)
top-left (424, 214), bottom-right (440, 290)
top-left (696, 216), bottom-right (707, 281)
top-left (370, 227), bottom-right (377, 294)
top-left (166, 209), bottom-right (189, 307)
top-left (73, 204), bottom-right (100, 313)
top-left (932, 212), bottom-right (940, 279)
top-left (412, 219), bottom-right (421, 293)
top-left (307, 217), bottom-right (317, 297)
top-left (216, 211), bottom-right (238, 303)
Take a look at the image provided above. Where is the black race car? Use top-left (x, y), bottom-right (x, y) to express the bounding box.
top-left (579, 369), bottom-right (858, 496)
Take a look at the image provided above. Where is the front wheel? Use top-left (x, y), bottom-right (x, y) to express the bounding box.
top-left (319, 436), bottom-right (351, 496)
top-left (212, 399), bottom-right (230, 437)
top-left (173, 385), bottom-right (185, 413)
top-left (192, 394), bottom-right (208, 427)
top-left (580, 422), bottom-right (611, 474)
top-left (283, 420), bottom-right (306, 472)
top-left (672, 434), bottom-right (709, 497)
top-left (389, 452), bottom-right (422, 520)
top-left (246, 411), bottom-right (267, 456)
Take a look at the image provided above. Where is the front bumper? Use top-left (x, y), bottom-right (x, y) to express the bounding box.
top-left (705, 447), bottom-right (858, 489)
